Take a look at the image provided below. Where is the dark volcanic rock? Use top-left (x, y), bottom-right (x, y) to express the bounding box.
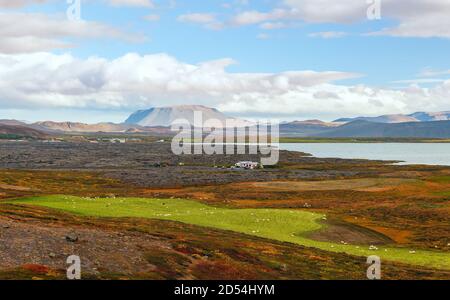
top-left (65, 234), bottom-right (79, 243)
top-left (0, 141), bottom-right (373, 187)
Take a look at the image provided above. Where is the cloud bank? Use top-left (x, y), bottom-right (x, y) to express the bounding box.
top-left (0, 13), bottom-right (144, 54)
top-left (230, 0), bottom-right (450, 39)
top-left (0, 52), bottom-right (449, 120)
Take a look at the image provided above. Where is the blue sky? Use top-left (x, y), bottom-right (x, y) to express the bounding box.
top-left (0, 0), bottom-right (450, 122)
top-left (42, 0), bottom-right (449, 85)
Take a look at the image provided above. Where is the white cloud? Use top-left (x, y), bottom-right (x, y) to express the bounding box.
top-left (367, 0), bottom-right (450, 38)
top-left (391, 79), bottom-right (446, 85)
top-left (1, 52), bottom-right (449, 120)
top-left (369, 20), bottom-right (450, 39)
top-left (177, 13), bottom-right (224, 30)
top-left (0, 0), bottom-right (47, 8)
top-left (0, 0), bottom-right (155, 8)
top-left (282, 0), bottom-right (367, 23)
top-left (0, 12), bottom-right (145, 54)
top-left (0, 52), bottom-right (357, 110)
top-left (231, 9), bottom-right (295, 26)
top-left (178, 13), bottom-right (217, 24)
top-left (0, 37), bottom-right (73, 54)
top-left (106, 0), bottom-right (154, 7)
top-left (260, 22), bottom-right (287, 30)
top-left (418, 68), bottom-right (450, 78)
top-left (217, 82), bottom-right (450, 120)
top-left (308, 31), bottom-right (348, 39)
top-left (231, 0), bottom-right (450, 39)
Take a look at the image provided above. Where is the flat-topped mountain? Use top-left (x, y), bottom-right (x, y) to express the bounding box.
top-left (125, 105), bottom-right (251, 127)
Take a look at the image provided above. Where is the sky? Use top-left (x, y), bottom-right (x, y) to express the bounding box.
top-left (0, 0), bottom-right (450, 123)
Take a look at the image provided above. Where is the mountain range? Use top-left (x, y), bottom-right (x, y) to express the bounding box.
top-left (1, 106), bottom-right (450, 139)
top-left (314, 120), bottom-right (450, 138)
top-left (334, 111), bottom-right (450, 123)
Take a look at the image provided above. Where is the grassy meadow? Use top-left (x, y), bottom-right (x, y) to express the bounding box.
top-left (10, 195), bottom-right (450, 271)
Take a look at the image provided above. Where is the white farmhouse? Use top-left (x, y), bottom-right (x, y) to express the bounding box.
top-left (235, 161), bottom-right (260, 170)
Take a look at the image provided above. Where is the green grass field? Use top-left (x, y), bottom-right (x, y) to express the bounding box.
top-left (9, 195), bottom-right (450, 270)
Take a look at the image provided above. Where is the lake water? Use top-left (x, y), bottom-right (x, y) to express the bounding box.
top-left (279, 143), bottom-right (450, 166)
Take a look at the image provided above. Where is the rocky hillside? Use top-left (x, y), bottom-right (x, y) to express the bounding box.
top-left (0, 124), bottom-right (49, 139)
top-left (32, 121), bottom-right (137, 133)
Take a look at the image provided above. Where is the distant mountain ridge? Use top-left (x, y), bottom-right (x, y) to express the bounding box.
top-left (32, 121), bottom-right (139, 133)
top-left (1, 107), bottom-right (450, 138)
top-left (30, 121), bottom-right (172, 135)
top-left (315, 120), bottom-right (450, 138)
top-left (280, 120), bottom-right (340, 137)
top-left (0, 119), bottom-right (28, 126)
top-left (0, 124), bottom-right (49, 139)
top-left (409, 111), bottom-right (450, 122)
top-left (334, 111), bottom-right (450, 123)
top-left (0, 119), bottom-right (171, 135)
